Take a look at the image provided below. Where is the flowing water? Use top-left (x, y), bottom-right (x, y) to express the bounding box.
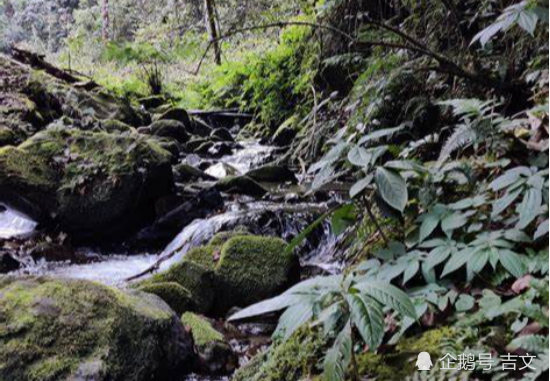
top-left (0, 205), bottom-right (37, 239)
top-left (2, 138), bottom-right (342, 381)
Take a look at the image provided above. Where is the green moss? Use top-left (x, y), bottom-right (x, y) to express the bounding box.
top-left (233, 328), bottom-right (323, 381)
top-left (148, 261), bottom-right (215, 313)
top-left (137, 282), bottom-right (193, 315)
top-left (101, 119), bottom-right (135, 134)
top-left (183, 245), bottom-right (217, 270)
top-left (181, 312), bottom-right (224, 347)
top-left (214, 235), bottom-right (294, 311)
top-left (215, 175), bottom-right (267, 197)
top-left (207, 230), bottom-right (250, 247)
top-left (0, 126), bottom-right (17, 147)
top-left (0, 275), bottom-right (189, 381)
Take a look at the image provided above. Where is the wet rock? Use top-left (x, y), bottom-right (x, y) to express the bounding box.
top-left (210, 128), bottom-right (234, 142)
top-left (138, 95), bottom-right (167, 110)
top-left (145, 261), bottom-right (216, 314)
top-left (0, 252), bottom-right (20, 273)
top-left (189, 117), bottom-right (214, 137)
top-left (174, 163), bottom-right (216, 183)
top-left (0, 126), bottom-right (18, 147)
top-left (133, 187), bottom-right (223, 248)
top-left (100, 119), bottom-right (135, 134)
top-left (271, 119), bottom-right (298, 147)
top-left (185, 137), bottom-right (209, 153)
top-left (245, 164), bottom-right (297, 183)
top-left (137, 281), bottom-right (195, 315)
top-left (0, 275), bottom-right (195, 381)
top-left (208, 141), bottom-right (234, 157)
top-left (155, 107), bottom-right (192, 127)
top-left (181, 312), bottom-right (237, 375)
top-left (0, 127), bottom-right (173, 243)
top-left (204, 162), bottom-right (240, 178)
top-left (215, 175), bottom-right (267, 197)
top-left (146, 120), bottom-right (190, 143)
top-left (214, 235), bottom-right (296, 312)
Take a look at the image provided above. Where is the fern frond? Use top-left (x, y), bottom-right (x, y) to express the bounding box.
top-left (438, 124), bottom-right (477, 165)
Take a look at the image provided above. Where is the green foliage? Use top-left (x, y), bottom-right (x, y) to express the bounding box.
top-left (196, 20), bottom-right (318, 129)
top-left (229, 272), bottom-right (416, 381)
top-left (471, 0), bottom-right (548, 47)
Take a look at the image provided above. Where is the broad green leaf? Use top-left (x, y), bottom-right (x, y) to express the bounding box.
top-left (508, 334), bottom-right (549, 352)
top-left (516, 188), bottom-right (542, 229)
top-left (331, 204), bottom-right (356, 236)
top-left (492, 188), bottom-right (522, 217)
top-left (312, 164), bottom-right (336, 190)
top-left (347, 294), bottom-right (385, 349)
top-left (499, 250), bottom-right (527, 278)
top-left (358, 125), bottom-right (405, 145)
top-left (350, 175), bottom-right (373, 198)
top-left (228, 293), bottom-right (306, 321)
top-left (490, 167), bottom-right (528, 191)
top-left (274, 302), bottom-right (314, 340)
top-left (466, 249), bottom-right (490, 280)
top-left (323, 322), bottom-right (352, 381)
top-left (375, 167), bottom-right (408, 212)
top-left (347, 146), bottom-right (372, 167)
top-left (403, 260), bottom-right (420, 285)
top-left (419, 212), bottom-right (440, 242)
top-left (517, 9), bottom-right (538, 35)
top-left (441, 248), bottom-right (475, 277)
top-left (425, 246), bottom-right (452, 270)
top-left (441, 212), bottom-right (469, 236)
top-left (455, 294), bottom-right (475, 312)
top-left (534, 219), bottom-right (549, 240)
top-left (354, 281), bottom-right (416, 318)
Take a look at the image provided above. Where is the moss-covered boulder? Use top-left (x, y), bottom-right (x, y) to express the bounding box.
top-left (246, 165), bottom-right (297, 183)
top-left (184, 245), bottom-right (218, 270)
top-left (137, 281), bottom-right (194, 315)
top-left (147, 120), bottom-right (190, 143)
top-left (155, 107), bottom-right (191, 126)
top-left (147, 261), bottom-right (215, 314)
top-left (207, 230), bottom-right (250, 247)
top-left (232, 328), bottom-right (324, 381)
top-left (181, 312), bottom-right (237, 374)
top-left (214, 235), bottom-right (295, 311)
top-left (0, 126), bottom-right (18, 147)
top-left (138, 95), bottom-right (167, 110)
top-left (0, 275), bottom-right (194, 381)
top-left (210, 128), bottom-right (234, 142)
top-left (215, 175), bottom-right (267, 197)
top-left (100, 119), bottom-right (135, 134)
top-left (0, 127), bottom-right (173, 241)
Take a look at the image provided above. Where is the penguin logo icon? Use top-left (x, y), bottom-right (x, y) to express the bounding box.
top-left (416, 352), bottom-right (433, 371)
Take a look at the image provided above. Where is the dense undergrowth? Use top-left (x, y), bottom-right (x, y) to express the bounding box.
top-left (1, 0), bottom-right (548, 380)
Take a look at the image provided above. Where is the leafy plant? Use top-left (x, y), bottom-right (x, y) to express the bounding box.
top-left (471, 0), bottom-right (548, 47)
top-left (229, 272), bottom-right (416, 381)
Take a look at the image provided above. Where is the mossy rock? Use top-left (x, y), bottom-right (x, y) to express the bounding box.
top-left (0, 275), bottom-right (194, 381)
top-left (0, 126), bottom-right (18, 147)
top-left (356, 326), bottom-right (464, 380)
top-left (232, 327), bottom-right (324, 381)
top-left (210, 128), bottom-right (234, 142)
top-left (173, 163), bottom-right (215, 183)
top-left (155, 107), bottom-right (192, 127)
top-left (185, 137), bottom-right (209, 152)
top-left (246, 165), bottom-right (297, 183)
top-left (100, 119), bottom-right (135, 134)
top-left (138, 95), bottom-right (167, 110)
top-left (137, 281), bottom-right (194, 315)
top-left (215, 175), bottom-right (267, 198)
top-left (214, 235), bottom-right (295, 311)
top-left (183, 245), bottom-right (218, 270)
top-left (181, 312), bottom-right (237, 374)
top-left (0, 127), bottom-right (173, 241)
top-left (207, 230), bottom-right (250, 247)
top-left (147, 120), bottom-right (190, 143)
top-left (148, 261), bottom-right (215, 314)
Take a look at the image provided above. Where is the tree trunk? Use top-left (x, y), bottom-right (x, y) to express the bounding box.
top-left (204, 0), bottom-right (221, 65)
top-left (102, 0), bottom-right (110, 42)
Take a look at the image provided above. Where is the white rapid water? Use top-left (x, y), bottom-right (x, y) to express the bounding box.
top-left (0, 205), bottom-right (37, 239)
top-left (206, 141), bottom-right (275, 178)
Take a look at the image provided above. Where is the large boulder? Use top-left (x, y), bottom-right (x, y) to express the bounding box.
top-left (0, 275), bottom-right (194, 381)
top-left (145, 120), bottom-right (190, 143)
top-left (0, 127), bottom-right (173, 242)
top-left (245, 164), bottom-right (297, 183)
top-left (214, 235), bottom-right (295, 311)
top-left (181, 312), bottom-right (237, 374)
